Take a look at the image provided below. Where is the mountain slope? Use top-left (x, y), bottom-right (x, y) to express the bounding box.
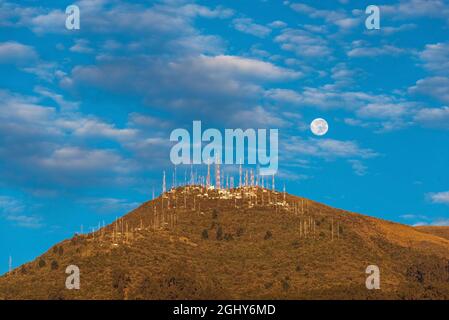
top-left (1, 186), bottom-right (449, 300)
top-left (415, 226), bottom-right (449, 241)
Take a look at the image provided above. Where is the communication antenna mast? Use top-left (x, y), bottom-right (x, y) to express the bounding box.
top-left (8, 255), bottom-right (12, 273)
top-left (250, 169), bottom-right (254, 187)
top-left (215, 154), bottom-right (221, 189)
top-left (174, 165), bottom-right (177, 187)
top-left (239, 162), bottom-right (242, 188)
top-left (162, 170), bottom-right (166, 193)
top-left (283, 183), bottom-right (286, 203)
top-left (206, 160), bottom-right (211, 188)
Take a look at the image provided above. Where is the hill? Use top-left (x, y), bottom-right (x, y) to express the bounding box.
top-left (1, 186), bottom-right (449, 300)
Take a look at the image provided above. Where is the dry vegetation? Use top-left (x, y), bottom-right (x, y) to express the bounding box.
top-left (1, 186), bottom-right (449, 300)
top-left (415, 226), bottom-right (449, 241)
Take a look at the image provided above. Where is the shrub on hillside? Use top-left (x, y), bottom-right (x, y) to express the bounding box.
top-left (291, 240), bottom-right (300, 248)
top-left (224, 233), bottom-right (234, 241)
top-left (38, 259), bottom-right (46, 268)
top-left (281, 278), bottom-right (290, 291)
top-left (201, 229), bottom-right (209, 239)
top-left (216, 226), bottom-right (223, 240)
top-left (112, 269), bottom-right (130, 299)
top-left (51, 260), bottom-right (59, 270)
top-left (20, 265), bottom-right (27, 274)
top-left (264, 231), bottom-right (272, 240)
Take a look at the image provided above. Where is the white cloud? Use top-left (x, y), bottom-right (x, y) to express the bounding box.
top-left (38, 147), bottom-right (131, 174)
top-left (0, 196), bottom-right (24, 214)
top-left (429, 191), bottom-right (449, 204)
top-left (269, 20), bottom-right (287, 28)
top-left (230, 106), bottom-right (287, 127)
top-left (5, 214), bottom-right (43, 229)
top-left (356, 102), bottom-right (411, 119)
top-left (267, 86), bottom-right (394, 111)
top-left (410, 43), bottom-right (449, 104)
top-left (198, 55), bottom-right (299, 80)
top-left (275, 28), bottom-right (332, 58)
top-left (232, 18), bottom-right (271, 38)
top-left (330, 63), bottom-right (359, 88)
top-left (413, 218), bottom-right (449, 226)
top-left (0, 196), bottom-right (43, 228)
top-left (290, 3), bottom-right (361, 31)
top-left (30, 9), bottom-right (66, 34)
top-left (59, 118), bottom-right (137, 140)
top-left (382, 0), bottom-right (449, 20)
top-left (348, 159), bottom-right (368, 176)
top-left (419, 42), bottom-right (449, 75)
top-left (69, 54), bottom-right (300, 124)
top-left (21, 1), bottom-right (233, 35)
top-left (409, 77), bottom-right (449, 103)
top-left (400, 214), bottom-right (429, 220)
top-left (0, 41), bottom-right (37, 64)
top-left (265, 88), bottom-right (302, 104)
top-left (283, 137), bottom-right (378, 159)
top-left (34, 86), bottom-right (79, 110)
top-left (414, 106), bottom-right (449, 129)
top-left (347, 44), bottom-right (406, 58)
top-left (70, 39), bottom-right (94, 54)
top-left (266, 81), bottom-right (413, 132)
top-left (80, 197), bottom-right (140, 214)
top-left (379, 24), bottom-right (416, 35)
top-left (0, 90), bottom-right (146, 189)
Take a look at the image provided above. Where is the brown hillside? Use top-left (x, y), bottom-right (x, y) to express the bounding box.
top-left (1, 186), bottom-right (449, 300)
top-left (415, 226), bottom-right (449, 241)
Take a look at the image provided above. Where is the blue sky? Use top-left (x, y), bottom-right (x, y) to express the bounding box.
top-left (1, 0), bottom-right (449, 274)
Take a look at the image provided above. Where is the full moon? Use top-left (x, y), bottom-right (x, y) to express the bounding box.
top-left (310, 118), bottom-right (329, 136)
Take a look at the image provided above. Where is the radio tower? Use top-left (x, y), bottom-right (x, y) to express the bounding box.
top-left (174, 165), bottom-right (177, 188)
top-left (8, 255), bottom-right (12, 273)
top-left (283, 183), bottom-right (286, 203)
top-left (272, 174), bottom-right (275, 191)
top-left (256, 166), bottom-right (259, 186)
top-left (162, 171), bottom-right (166, 193)
top-left (239, 163), bottom-right (242, 188)
top-left (206, 160), bottom-right (211, 188)
top-left (215, 154), bottom-right (221, 189)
